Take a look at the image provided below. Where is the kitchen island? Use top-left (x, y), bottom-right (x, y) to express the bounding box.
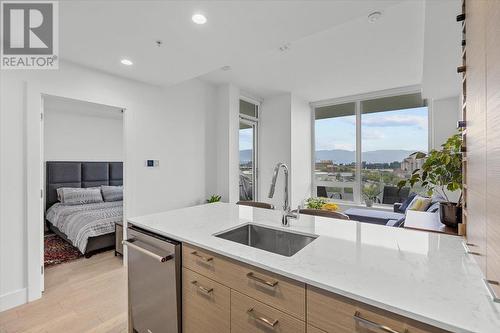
top-left (128, 202), bottom-right (500, 333)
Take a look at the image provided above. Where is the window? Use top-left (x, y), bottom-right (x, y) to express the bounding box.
top-left (239, 99), bottom-right (259, 201)
top-left (313, 92), bottom-right (428, 205)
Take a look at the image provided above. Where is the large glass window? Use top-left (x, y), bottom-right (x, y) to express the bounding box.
top-left (314, 92), bottom-right (428, 205)
top-left (239, 99), bottom-right (259, 201)
top-left (314, 102), bottom-right (357, 201)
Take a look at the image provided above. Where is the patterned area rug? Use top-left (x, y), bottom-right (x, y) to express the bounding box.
top-left (44, 233), bottom-right (83, 267)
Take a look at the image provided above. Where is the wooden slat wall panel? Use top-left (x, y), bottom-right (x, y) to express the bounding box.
top-left (485, 0), bottom-right (500, 292)
top-left (465, 0), bottom-right (487, 272)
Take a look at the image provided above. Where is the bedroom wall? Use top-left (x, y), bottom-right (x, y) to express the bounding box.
top-left (44, 99), bottom-right (124, 162)
top-left (0, 61), bottom-right (218, 311)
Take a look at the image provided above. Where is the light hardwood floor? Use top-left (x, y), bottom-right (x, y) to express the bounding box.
top-left (0, 251), bottom-right (127, 333)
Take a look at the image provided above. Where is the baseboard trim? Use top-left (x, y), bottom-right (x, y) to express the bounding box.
top-left (0, 288), bottom-right (27, 312)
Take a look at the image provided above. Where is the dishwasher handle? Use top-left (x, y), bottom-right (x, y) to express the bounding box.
top-left (122, 239), bottom-right (174, 263)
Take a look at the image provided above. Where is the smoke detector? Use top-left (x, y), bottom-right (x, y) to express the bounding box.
top-left (279, 43), bottom-right (291, 52)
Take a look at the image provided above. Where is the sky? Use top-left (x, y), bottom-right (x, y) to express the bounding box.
top-left (239, 127), bottom-right (253, 150)
top-left (315, 107), bottom-right (428, 152)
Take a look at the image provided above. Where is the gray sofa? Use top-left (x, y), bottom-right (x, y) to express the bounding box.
top-left (345, 194), bottom-right (442, 227)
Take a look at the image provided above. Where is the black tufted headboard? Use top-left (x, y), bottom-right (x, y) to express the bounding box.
top-left (45, 161), bottom-right (123, 210)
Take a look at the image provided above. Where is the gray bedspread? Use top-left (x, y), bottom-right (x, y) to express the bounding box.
top-left (46, 201), bottom-right (123, 253)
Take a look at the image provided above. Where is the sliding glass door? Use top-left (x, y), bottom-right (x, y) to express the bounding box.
top-left (239, 99), bottom-right (259, 201)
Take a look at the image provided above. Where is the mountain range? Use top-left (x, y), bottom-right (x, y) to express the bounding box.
top-left (240, 149), bottom-right (419, 163)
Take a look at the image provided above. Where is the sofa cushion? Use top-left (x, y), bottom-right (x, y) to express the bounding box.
top-left (344, 208), bottom-right (405, 225)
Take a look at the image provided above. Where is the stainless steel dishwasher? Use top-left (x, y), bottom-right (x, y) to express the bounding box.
top-left (124, 225), bottom-right (181, 333)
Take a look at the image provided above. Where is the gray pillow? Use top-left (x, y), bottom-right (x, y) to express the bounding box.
top-left (427, 202), bottom-right (441, 213)
top-left (57, 187), bottom-right (103, 205)
top-left (101, 185), bottom-right (123, 202)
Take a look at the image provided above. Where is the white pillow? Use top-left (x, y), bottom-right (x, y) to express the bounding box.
top-left (407, 195), bottom-right (432, 211)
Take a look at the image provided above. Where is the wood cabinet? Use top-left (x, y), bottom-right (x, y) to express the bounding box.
top-left (182, 267), bottom-right (230, 333)
top-left (307, 286), bottom-right (447, 333)
top-left (485, 0), bottom-right (500, 299)
top-left (230, 290), bottom-right (305, 333)
top-left (183, 243), bottom-right (306, 319)
top-left (182, 243), bottom-right (446, 333)
top-left (465, 0), bottom-right (500, 299)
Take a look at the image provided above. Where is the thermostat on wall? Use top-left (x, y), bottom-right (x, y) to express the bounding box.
top-left (146, 160), bottom-right (160, 167)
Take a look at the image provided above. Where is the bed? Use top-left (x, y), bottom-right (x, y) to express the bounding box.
top-left (45, 161), bottom-right (123, 257)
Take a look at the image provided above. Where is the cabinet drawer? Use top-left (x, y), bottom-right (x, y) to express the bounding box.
top-left (231, 290), bottom-right (305, 333)
top-left (183, 244), bottom-right (305, 320)
top-left (182, 268), bottom-right (230, 333)
top-left (307, 325), bottom-right (326, 333)
top-left (307, 286), bottom-right (447, 333)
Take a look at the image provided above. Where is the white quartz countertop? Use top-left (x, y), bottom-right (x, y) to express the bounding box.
top-left (128, 203), bottom-right (500, 333)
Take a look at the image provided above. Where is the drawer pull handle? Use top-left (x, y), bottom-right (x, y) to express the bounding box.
top-left (122, 240), bottom-right (174, 263)
top-left (353, 311), bottom-right (408, 333)
top-left (483, 279), bottom-right (500, 303)
top-left (247, 308), bottom-right (279, 328)
top-left (247, 272), bottom-right (278, 287)
top-left (191, 251), bottom-right (213, 262)
top-left (191, 280), bottom-right (213, 294)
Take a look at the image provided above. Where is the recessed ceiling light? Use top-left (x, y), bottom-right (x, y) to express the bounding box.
top-left (279, 43), bottom-right (291, 52)
top-left (192, 13), bottom-right (207, 25)
top-left (120, 58), bottom-right (133, 66)
top-left (368, 11), bottom-right (382, 23)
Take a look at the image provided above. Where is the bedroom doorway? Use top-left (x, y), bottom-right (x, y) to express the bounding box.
top-left (41, 95), bottom-right (125, 291)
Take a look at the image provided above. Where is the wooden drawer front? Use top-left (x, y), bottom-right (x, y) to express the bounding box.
top-left (231, 290), bottom-right (306, 333)
top-left (307, 325), bottom-right (327, 333)
top-left (307, 287), bottom-right (447, 333)
top-left (182, 268), bottom-right (230, 333)
top-left (183, 244), bottom-right (306, 320)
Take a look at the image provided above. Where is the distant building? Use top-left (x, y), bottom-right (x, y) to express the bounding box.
top-left (401, 152), bottom-right (426, 175)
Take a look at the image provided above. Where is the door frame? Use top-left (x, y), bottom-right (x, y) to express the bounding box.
top-left (26, 83), bottom-right (129, 302)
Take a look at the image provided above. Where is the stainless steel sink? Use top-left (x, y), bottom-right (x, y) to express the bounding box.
top-left (214, 224), bottom-right (318, 257)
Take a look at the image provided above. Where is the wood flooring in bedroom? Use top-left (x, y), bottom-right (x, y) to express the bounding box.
top-left (0, 251), bottom-right (127, 333)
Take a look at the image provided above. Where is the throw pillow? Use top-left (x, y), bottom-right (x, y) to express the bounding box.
top-left (407, 195), bottom-right (432, 212)
top-left (400, 192), bottom-right (417, 212)
top-left (57, 187), bottom-right (103, 205)
top-left (101, 185), bottom-right (123, 202)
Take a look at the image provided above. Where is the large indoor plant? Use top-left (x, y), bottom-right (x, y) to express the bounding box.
top-left (398, 134), bottom-right (463, 226)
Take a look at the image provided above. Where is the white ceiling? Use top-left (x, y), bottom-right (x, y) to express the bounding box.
top-left (201, 0), bottom-right (427, 101)
top-left (59, 0), bottom-right (460, 102)
top-left (59, 0), bottom-right (403, 87)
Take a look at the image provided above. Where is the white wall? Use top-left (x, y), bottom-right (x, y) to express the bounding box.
top-left (0, 61), bottom-right (218, 311)
top-left (214, 84), bottom-right (240, 203)
top-left (421, 0), bottom-right (461, 100)
top-left (290, 95), bottom-right (312, 208)
top-left (258, 93), bottom-right (311, 209)
top-left (431, 96), bottom-right (460, 149)
top-left (44, 99), bottom-right (123, 161)
top-left (259, 94), bottom-right (292, 210)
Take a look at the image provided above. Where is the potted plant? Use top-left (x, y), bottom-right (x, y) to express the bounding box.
top-left (362, 183), bottom-right (381, 207)
top-left (305, 197), bottom-right (328, 210)
top-left (304, 197), bottom-right (339, 212)
top-left (398, 134), bottom-right (463, 227)
top-left (206, 195), bottom-right (222, 203)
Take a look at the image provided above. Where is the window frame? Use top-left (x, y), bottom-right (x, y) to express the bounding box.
top-left (239, 95), bottom-right (260, 201)
top-left (310, 85), bottom-right (429, 206)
